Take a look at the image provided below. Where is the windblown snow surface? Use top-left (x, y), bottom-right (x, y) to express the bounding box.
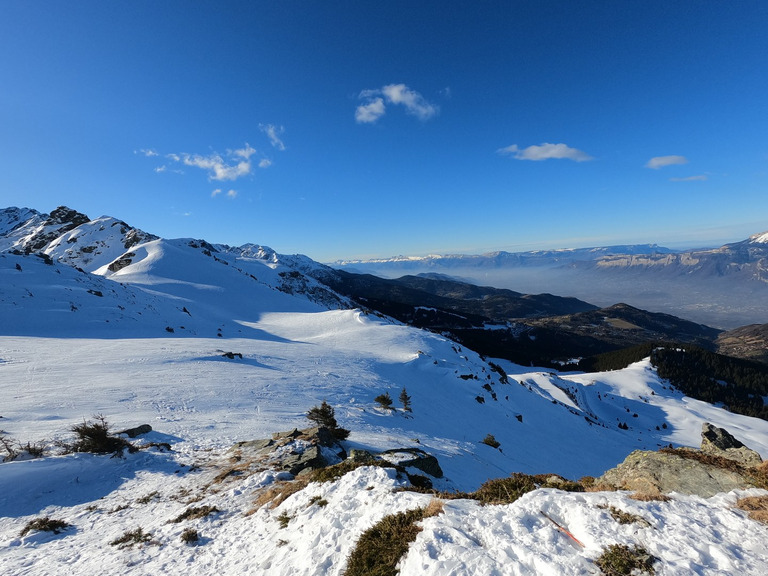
top-left (1, 218), bottom-right (768, 575)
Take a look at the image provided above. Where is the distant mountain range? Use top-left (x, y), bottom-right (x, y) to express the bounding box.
top-left (3, 206), bottom-right (766, 367)
top-left (332, 232), bottom-right (768, 329)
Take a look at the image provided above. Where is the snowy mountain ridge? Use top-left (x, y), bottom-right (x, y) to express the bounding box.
top-left (2, 205), bottom-right (768, 574)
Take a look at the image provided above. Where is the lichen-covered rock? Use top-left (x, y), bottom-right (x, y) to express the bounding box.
top-left (700, 422), bottom-right (762, 467)
top-left (599, 449), bottom-right (753, 498)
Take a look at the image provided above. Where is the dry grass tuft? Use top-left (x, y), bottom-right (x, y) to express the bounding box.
top-left (169, 504), bottom-right (220, 523)
top-left (735, 495), bottom-right (768, 525)
top-left (630, 490), bottom-right (671, 502)
top-left (598, 505), bottom-right (651, 527)
top-left (19, 517), bottom-right (71, 537)
top-left (595, 544), bottom-right (656, 575)
top-left (343, 503), bottom-right (443, 576)
top-left (250, 478), bottom-right (311, 513)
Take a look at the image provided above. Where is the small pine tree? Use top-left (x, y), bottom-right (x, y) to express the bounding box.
top-left (374, 392), bottom-right (394, 410)
top-left (307, 401), bottom-right (339, 428)
top-left (399, 388), bottom-right (412, 412)
top-left (306, 401), bottom-right (350, 441)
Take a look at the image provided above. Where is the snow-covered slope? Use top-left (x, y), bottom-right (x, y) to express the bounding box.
top-left (2, 206), bottom-right (768, 574)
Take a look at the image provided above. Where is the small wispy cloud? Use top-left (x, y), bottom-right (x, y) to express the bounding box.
top-left (355, 97), bottom-right (386, 123)
top-left (646, 155), bottom-right (688, 169)
top-left (670, 175), bottom-right (707, 182)
top-left (141, 131), bottom-right (284, 191)
top-left (135, 148), bottom-right (159, 157)
top-left (497, 143), bottom-right (593, 162)
top-left (211, 188), bottom-right (238, 199)
top-left (355, 84), bottom-right (439, 124)
top-left (260, 124), bottom-right (286, 151)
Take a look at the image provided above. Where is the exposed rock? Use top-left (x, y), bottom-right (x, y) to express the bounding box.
top-left (107, 252), bottom-right (136, 272)
top-left (348, 449), bottom-right (376, 463)
top-left (599, 449), bottom-right (753, 498)
top-left (700, 422), bottom-right (762, 467)
top-left (118, 424), bottom-right (152, 438)
top-left (379, 448), bottom-right (444, 478)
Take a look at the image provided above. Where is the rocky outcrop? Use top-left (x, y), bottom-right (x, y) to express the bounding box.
top-left (379, 448), bottom-right (444, 478)
top-left (599, 423), bottom-right (763, 498)
top-left (700, 423), bottom-right (762, 467)
top-left (599, 449), bottom-right (752, 498)
top-left (229, 427), bottom-right (347, 478)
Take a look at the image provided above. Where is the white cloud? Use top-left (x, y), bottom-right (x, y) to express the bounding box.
top-left (497, 143), bottom-right (593, 162)
top-left (355, 84), bottom-right (439, 124)
top-left (381, 84), bottom-right (439, 120)
top-left (211, 188), bottom-right (222, 197)
top-left (233, 143), bottom-right (257, 159)
top-left (135, 148), bottom-right (158, 157)
top-left (670, 174), bottom-right (707, 182)
top-left (180, 151), bottom-right (252, 181)
top-left (646, 155), bottom-right (688, 169)
top-left (355, 97), bottom-right (386, 124)
top-left (146, 137), bottom-right (278, 187)
top-left (226, 189), bottom-right (237, 199)
top-left (260, 124), bottom-right (286, 151)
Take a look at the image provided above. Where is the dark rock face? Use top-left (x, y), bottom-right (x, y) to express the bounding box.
top-left (702, 422), bottom-right (746, 450)
top-left (700, 422), bottom-right (762, 467)
top-left (25, 206), bottom-right (91, 252)
top-left (118, 424), bottom-right (153, 438)
top-left (379, 448), bottom-right (444, 478)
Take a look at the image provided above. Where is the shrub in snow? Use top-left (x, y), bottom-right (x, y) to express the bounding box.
top-left (481, 434), bottom-right (500, 449)
top-left (19, 517), bottom-right (71, 537)
top-left (344, 504), bottom-right (442, 576)
top-left (170, 505), bottom-right (220, 523)
top-left (595, 544), bottom-right (656, 576)
top-left (109, 527), bottom-right (153, 549)
top-left (70, 415), bottom-right (135, 456)
top-left (374, 392), bottom-right (394, 411)
top-left (180, 528), bottom-right (199, 544)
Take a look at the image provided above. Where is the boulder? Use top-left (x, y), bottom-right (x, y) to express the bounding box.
top-left (700, 422), bottom-right (762, 467)
top-left (347, 449), bottom-right (376, 463)
top-left (599, 449), bottom-right (752, 498)
top-left (282, 445), bottom-right (328, 476)
top-left (118, 424), bottom-right (152, 438)
top-left (379, 448), bottom-right (444, 478)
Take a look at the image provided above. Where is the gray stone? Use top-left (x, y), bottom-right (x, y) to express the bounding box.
top-left (599, 449), bottom-right (753, 498)
top-left (281, 445), bottom-right (328, 476)
top-left (348, 449), bottom-right (376, 463)
top-left (118, 424), bottom-right (152, 438)
top-left (700, 423), bottom-right (762, 467)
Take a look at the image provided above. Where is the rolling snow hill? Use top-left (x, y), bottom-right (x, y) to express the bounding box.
top-left (2, 206), bottom-right (768, 575)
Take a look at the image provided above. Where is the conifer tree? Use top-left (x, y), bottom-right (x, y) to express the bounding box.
top-left (399, 387), bottom-right (412, 412)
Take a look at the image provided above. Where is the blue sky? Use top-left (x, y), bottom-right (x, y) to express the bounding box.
top-left (2, 1), bottom-right (767, 261)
